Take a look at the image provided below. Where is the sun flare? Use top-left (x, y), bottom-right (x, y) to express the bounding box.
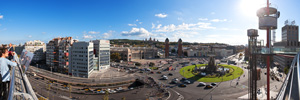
top-left (240, 0), bottom-right (266, 17)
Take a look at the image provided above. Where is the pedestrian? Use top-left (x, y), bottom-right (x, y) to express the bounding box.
top-left (0, 47), bottom-right (17, 100)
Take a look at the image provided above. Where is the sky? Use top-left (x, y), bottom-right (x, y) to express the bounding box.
top-left (0, 0), bottom-right (300, 45)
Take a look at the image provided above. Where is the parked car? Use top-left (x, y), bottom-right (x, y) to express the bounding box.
top-left (168, 73), bottom-right (173, 76)
top-left (178, 84), bottom-right (187, 87)
top-left (198, 82), bottom-right (206, 87)
top-left (211, 83), bottom-right (217, 86)
top-left (162, 76), bottom-right (168, 80)
top-left (205, 85), bottom-right (213, 89)
top-left (184, 80), bottom-right (191, 84)
top-left (96, 90), bottom-right (106, 94)
top-left (157, 71), bottom-right (162, 74)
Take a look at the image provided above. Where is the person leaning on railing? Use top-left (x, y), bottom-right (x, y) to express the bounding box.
top-left (0, 47), bottom-right (17, 100)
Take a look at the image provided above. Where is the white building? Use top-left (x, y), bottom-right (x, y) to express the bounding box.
top-left (93, 40), bottom-right (110, 72)
top-left (24, 40), bottom-right (46, 62)
top-left (68, 42), bottom-right (94, 78)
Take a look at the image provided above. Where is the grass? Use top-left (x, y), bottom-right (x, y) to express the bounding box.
top-left (149, 67), bottom-right (159, 70)
top-left (179, 64), bottom-right (244, 82)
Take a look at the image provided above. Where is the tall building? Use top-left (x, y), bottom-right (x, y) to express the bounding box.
top-left (68, 42), bottom-right (94, 78)
top-left (24, 40), bottom-right (46, 62)
top-left (46, 37), bottom-right (77, 74)
top-left (274, 21), bottom-right (299, 70)
top-left (92, 40), bottom-right (110, 71)
top-left (274, 23), bottom-right (300, 47)
top-left (165, 38), bottom-right (169, 58)
top-left (178, 38), bottom-right (183, 57)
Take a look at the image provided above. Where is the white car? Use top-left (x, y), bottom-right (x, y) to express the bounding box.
top-left (109, 90), bottom-right (116, 93)
top-left (198, 82), bottom-right (206, 86)
top-left (96, 90), bottom-right (106, 94)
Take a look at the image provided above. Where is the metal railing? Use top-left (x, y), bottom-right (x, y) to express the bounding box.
top-left (276, 51), bottom-right (300, 100)
top-left (7, 53), bottom-right (38, 100)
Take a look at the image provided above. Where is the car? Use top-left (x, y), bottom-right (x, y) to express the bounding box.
top-left (170, 80), bottom-right (178, 84)
top-left (198, 82), bottom-right (206, 87)
top-left (181, 78), bottom-right (187, 81)
top-left (168, 73), bottom-right (173, 76)
top-left (96, 90), bottom-right (106, 94)
top-left (161, 75), bottom-right (167, 77)
top-left (205, 85), bottom-right (213, 89)
top-left (109, 90), bottom-right (117, 93)
top-left (128, 87), bottom-right (134, 90)
top-left (157, 71), bottom-right (162, 74)
top-left (116, 87), bottom-right (123, 91)
top-left (150, 71), bottom-right (154, 74)
top-left (184, 80), bottom-right (191, 84)
top-left (178, 84), bottom-right (187, 87)
top-left (211, 83), bottom-right (217, 86)
top-left (172, 78), bottom-right (179, 81)
top-left (162, 76), bottom-right (168, 80)
top-left (139, 71), bottom-right (143, 73)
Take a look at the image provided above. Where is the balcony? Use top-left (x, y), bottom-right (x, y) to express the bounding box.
top-left (8, 53), bottom-right (38, 100)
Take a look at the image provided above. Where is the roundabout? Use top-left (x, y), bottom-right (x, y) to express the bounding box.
top-left (180, 64), bottom-right (244, 82)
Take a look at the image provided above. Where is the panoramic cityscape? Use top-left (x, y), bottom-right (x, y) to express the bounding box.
top-left (0, 0), bottom-right (300, 100)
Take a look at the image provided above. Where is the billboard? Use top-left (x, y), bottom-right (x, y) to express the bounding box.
top-left (20, 49), bottom-right (34, 72)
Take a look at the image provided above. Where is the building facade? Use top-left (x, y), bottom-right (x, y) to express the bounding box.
top-left (274, 22), bottom-right (299, 70)
top-left (110, 47), bottom-right (158, 61)
top-left (93, 40), bottom-right (110, 71)
top-left (68, 42), bottom-right (94, 78)
top-left (24, 40), bottom-right (46, 62)
top-left (46, 37), bottom-right (77, 74)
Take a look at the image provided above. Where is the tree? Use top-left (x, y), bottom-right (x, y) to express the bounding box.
top-left (171, 49), bottom-right (176, 53)
top-left (149, 62), bottom-right (155, 67)
top-left (110, 53), bottom-right (121, 62)
top-left (135, 62), bottom-right (141, 66)
top-left (284, 66), bottom-right (290, 75)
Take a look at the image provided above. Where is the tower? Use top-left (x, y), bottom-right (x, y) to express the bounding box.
top-left (177, 38), bottom-right (183, 57)
top-left (165, 38), bottom-right (169, 58)
top-left (247, 29), bottom-right (259, 100)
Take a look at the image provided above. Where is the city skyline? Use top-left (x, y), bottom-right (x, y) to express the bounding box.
top-left (0, 0), bottom-right (300, 45)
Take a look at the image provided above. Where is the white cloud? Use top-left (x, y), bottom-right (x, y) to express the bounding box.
top-left (198, 18), bottom-right (208, 21)
top-left (153, 22), bottom-right (215, 32)
top-left (88, 31), bottom-right (100, 34)
top-left (121, 27), bottom-right (154, 37)
top-left (128, 24), bottom-right (137, 26)
top-left (136, 19), bottom-right (139, 22)
top-left (28, 35), bottom-right (32, 38)
top-left (156, 24), bottom-right (162, 29)
top-left (103, 30), bottom-right (114, 39)
top-left (211, 12), bottom-right (215, 15)
top-left (139, 22), bottom-right (143, 24)
top-left (151, 23), bottom-right (155, 29)
top-left (83, 34), bottom-right (94, 39)
top-left (210, 19), bottom-right (227, 22)
top-left (155, 13), bottom-right (168, 18)
top-left (0, 15), bottom-right (3, 19)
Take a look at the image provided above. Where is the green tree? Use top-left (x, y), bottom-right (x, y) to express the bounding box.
top-left (149, 62), bottom-right (155, 67)
top-left (135, 62), bottom-right (141, 66)
top-left (284, 66), bottom-right (290, 74)
top-left (110, 53), bottom-right (121, 62)
top-left (171, 49), bottom-right (176, 53)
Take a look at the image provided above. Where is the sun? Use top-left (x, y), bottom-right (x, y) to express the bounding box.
top-left (240, 0), bottom-right (266, 17)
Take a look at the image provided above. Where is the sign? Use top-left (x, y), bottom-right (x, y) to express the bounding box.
top-left (20, 49), bottom-right (34, 72)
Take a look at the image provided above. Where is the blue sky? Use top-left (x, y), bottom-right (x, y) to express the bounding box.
top-left (0, 0), bottom-right (300, 45)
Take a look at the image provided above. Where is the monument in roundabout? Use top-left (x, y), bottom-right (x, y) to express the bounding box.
top-left (193, 46), bottom-right (229, 77)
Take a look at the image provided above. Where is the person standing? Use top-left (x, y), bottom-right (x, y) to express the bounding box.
top-left (0, 47), bottom-right (17, 100)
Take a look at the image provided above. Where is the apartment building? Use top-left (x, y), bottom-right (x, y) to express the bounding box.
top-left (93, 40), bottom-right (110, 71)
top-left (46, 37), bottom-right (77, 74)
top-left (68, 42), bottom-right (94, 78)
top-left (24, 40), bottom-right (46, 62)
top-left (110, 47), bottom-right (158, 61)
